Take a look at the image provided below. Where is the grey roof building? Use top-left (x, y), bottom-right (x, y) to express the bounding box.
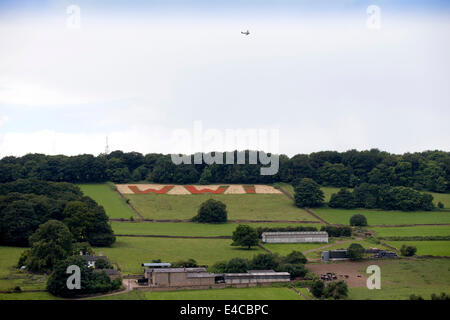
top-left (262, 231), bottom-right (328, 243)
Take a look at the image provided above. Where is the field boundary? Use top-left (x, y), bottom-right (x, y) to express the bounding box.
top-left (371, 223), bottom-right (450, 227)
top-left (304, 208), bottom-right (330, 225)
top-left (115, 234), bottom-right (232, 239)
top-left (109, 219), bottom-right (322, 224)
top-left (277, 185), bottom-right (294, 200)
top-left (114, 187), bottom-right (144, 220)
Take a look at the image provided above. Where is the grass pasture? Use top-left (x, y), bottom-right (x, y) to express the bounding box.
top-left (371, 225), bottom-right (450, 238)
top-left (348, 258), bottom-right (450, 300)
top-left (78, 184), bottom-right (135, 219)
top-left (111, 222), bottom-right (320, 237)
top-left (124, 193), bottom-right (317, 222)
top-left (426, 192), bottom-right (450, 209)
top-left (313, 208), bottom-right (450, 226)
top-left (385, 241), bottom-right (450, 257)
top-left (96, 237), bottom-right (265, 274)
top-left (95, 286), bottom-right (304, 300)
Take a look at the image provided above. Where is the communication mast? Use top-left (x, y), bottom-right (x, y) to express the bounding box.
top-left (105, 136), bottom-right (110, 155)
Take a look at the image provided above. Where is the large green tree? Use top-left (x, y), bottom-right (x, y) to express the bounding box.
top-left (20, 220), bottom-right (73, 272)
top-left (231, 225), bottom-right (259, 249)
top-left (294, 178), bottom-right (324, 208)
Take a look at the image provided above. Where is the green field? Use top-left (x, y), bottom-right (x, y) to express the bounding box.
top-left (274, 183), bottom-right (341, 203)
top-left (78, 184), bottom-right (135, 219)
top-left (96, 237), bottom-right (265, 274)
top-left (0, 292), bottom-right (58, 300)
top-left (321, 187), bottom-right (343, 202)
top-left (96, 286), bottom-right (304, 300)
top-left (385, 241), bottom-right (450, 256)
top-left (371, 225), bottom-right (450, 238)
top-left (111, 222), bottom-right (320, 237)
top-left (125, 193), bottom-right (317, 221)
top-left (427, 192), bottom-right (450, 208)
top-left (349, 258), bottom-right (450, 300)
top-left (0, 246), bottom-right (48, 292)
top-left (263, 243), bottom-right (327, 257)
top-left (313, 208), bottom-right (450, 226)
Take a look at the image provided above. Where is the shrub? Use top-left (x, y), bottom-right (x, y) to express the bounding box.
top-left (171, 259), bottom-right (198, 268)
top-left (400, 245), bottom-right (417, 257)
top-left (349, 214), bottom-right (368, 227)
top-left (320, 225), bottom-right (352, 237)
top-left (347, 243), bottom-right (365, 261)
top-left (409, 294), bottom-right (424, 300)
top-left (329, 189), bottom-right (356, 209)
top-left (437, 202), bottom-right (444, 209)
top-left (311, 280), bottom-right (325, 298)
top-left (192, 199), bottom-right (227, 223)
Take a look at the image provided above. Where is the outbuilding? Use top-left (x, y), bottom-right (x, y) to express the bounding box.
top-left (262, 231), bottom-right (328, 243)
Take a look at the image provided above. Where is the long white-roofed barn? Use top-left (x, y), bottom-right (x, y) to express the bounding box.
top-left (261, 231), bottom-right (328, 243)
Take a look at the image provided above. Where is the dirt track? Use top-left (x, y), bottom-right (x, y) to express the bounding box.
top-left (306, 260), bottom-right (389, 287)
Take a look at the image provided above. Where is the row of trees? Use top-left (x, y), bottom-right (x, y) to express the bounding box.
top-left (329, 184), bottom-right (434, 211)
top-left (14, 220), bottom-right (121, 297)
top-left (294, 178), bottom-right (435, 211)
top-left (1, 149), bottom-right (449, 192)
top-left (0, 179), bottom-right (115, 247)
top-left (211, 251), bottom-right (308, 279)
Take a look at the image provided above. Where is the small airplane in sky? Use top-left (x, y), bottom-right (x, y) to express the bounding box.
top-left (241, 30), bottom-right (250, 36)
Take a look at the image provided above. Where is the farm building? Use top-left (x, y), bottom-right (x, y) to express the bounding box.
top-left (142, 262), bottom-right (172, 268)
top-left (262, 231), bottom-right (328, 243)
top-left (223, 270), bottom-right (290, 284)
top-left (142, 268), bottom-right (290, 288)
top-left (144, 267), bottom-right (216, 287)
top-left (80, 253), bottom-right (108, 268)
top-left (321, 250), bottom-right (349, 262)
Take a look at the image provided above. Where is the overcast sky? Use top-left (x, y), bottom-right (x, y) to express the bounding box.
top-left (0, 0), bottom-right (449, 157)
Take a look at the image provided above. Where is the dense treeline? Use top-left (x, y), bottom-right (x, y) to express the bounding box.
top-left (0, 179), bottom-right (115, 247)
top-left (329, 183), bottom-right (435, 211)
top-left (1, 149), bottom-right (449, 192)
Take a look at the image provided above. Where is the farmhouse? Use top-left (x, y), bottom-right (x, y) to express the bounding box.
top-left (80, 253), bottom-right (107, 268)
top-left (262, 231), bottom-right (328, 243)
top-left (142, 268), bottom-right (290, 288)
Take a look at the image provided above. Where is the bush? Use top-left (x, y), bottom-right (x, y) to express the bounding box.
top-left (349, 214), bottom-right (368, 227)
top-left (431, 292), bottom-right (450, 300)
top-left (320, 225), bottom-right (352, 237)
top-left (409, 294), bottom-right (424, 300)
top-left (437, 202), bottom-right (444, 209)
top-left (192, 199), bottom-right (227, 223)
top-left (311, 280), bottom-right (325, 298)
top-left (400, 245), bottom-right (417, 257)
top-left (171, 259), bottom-right (198, 268)
top-left (95, 257), bottom-right (113, 269)
top-left (283, 251), bottom-right (307, 265)
top-left (329, 189), bottom-right (356, 209)
top-left (347, 243), bottom-right (365, 261)
top-left (324, 280), bottom-right (348, 300)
